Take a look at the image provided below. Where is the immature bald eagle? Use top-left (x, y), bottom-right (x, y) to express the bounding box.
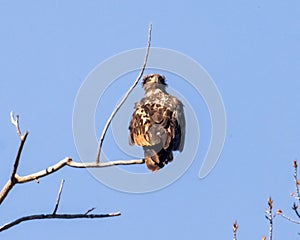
top-left (129, 74), bottom-right (185, 172)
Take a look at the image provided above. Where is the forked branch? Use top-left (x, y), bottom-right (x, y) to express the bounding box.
top-left (0, 113), bottom-right (29, 205)
top-left (0, 24), bottom-right (152, 233)
top-left (0, 212), bottom-right (121, 232)
top-left (0, 179), bottom-right (120, 232)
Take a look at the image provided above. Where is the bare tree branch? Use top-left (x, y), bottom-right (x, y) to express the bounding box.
top-left (10, 112), bottom-right (22, 140)
top-left (0, 212), bottom-right (121, 232)
top-left (10, 112), bottom-right (29, 179)
top-left (1, 110), bottom-right (144, 205)
top-left (10, 131), bottom-right (28, 179)
top-left (0, 157), bottom-right (144, 205)
top-left (18, 158), bottom-right (145, 183)
top-left (0, 114), bottom-right (30, 205)
top-left (0, 178), bottom-right (121, 232)
top-left (265, 197), bottom-right (274, 240)
top-left (53, 179), bottom-right (65, 215)
top-left (291, 202), bottom-right (300, 219)
top-left (293, 160), bottom-right (300, 202)
top-left (0, 112), bottom-right (144, 230)
top-left (1, 25), bottom-right (152, 233)
top-left (96, 23), bottom-right (152, 163)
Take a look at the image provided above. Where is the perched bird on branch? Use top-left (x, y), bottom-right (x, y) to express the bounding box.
top-left (129, 74), bottom-right (186, 172)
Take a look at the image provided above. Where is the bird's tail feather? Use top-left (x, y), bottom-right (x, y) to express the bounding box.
top-left (144, 147), bottom-right (173, 172)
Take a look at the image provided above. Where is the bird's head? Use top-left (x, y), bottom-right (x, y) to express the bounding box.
top-left (142, 74), bottom-right (167, 92)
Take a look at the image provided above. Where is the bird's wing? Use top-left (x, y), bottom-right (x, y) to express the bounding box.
top-left (129, 99), bottom-right (185, 151)
top-left (129, 104), bottom-right (152, 147)
top-left (172, 99), bottom-right (185, 152)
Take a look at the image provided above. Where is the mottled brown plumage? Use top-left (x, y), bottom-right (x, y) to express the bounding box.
top-left (129, 74), bottom-right (185, 171)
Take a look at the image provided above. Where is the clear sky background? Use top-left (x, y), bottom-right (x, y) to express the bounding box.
top-left (0, 1), bottom-right (300, 239)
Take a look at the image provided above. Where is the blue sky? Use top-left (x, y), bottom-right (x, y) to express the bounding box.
top-left (0, 1), bottom-right (300, 239)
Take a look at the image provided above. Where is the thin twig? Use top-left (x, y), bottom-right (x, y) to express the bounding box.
top-left (85, 207), bottom-right (96, 215)
top-left (291, 202), bottom-right (300, 218)
top-left (279, 213), bottom-right (300, 224)
top-left (295, 207), bottom-right (300, 218)
top-left (290, 161), bottom-right (300, 219)
top-left (10, 132), bottom-right (29, 181)
top-left (265, 197), bottom-right (274, 240)
top-left (0, 212), bottom-right (121, 232)
top-left (10, 112), bottom-right (29, 179)
top-left (293, 160), bottom-right (300, 202)
top-left (53, 179), bottom-right (65, 215)
top-left (10, 112), bottom-right (22, 139)
top-left (233, 220), bottom-right (238, 240)
top-left (96, 23), bottom-right (152, 163)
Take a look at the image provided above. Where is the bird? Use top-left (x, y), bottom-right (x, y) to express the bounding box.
top-left (128, 74), bottom-right (186, 172)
